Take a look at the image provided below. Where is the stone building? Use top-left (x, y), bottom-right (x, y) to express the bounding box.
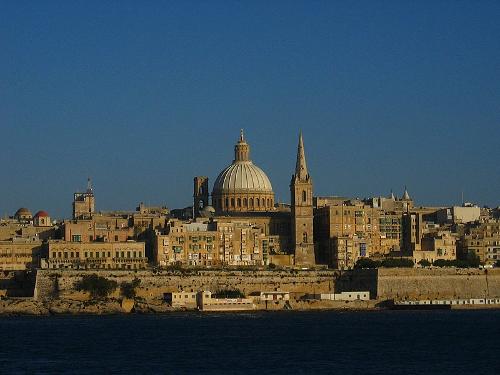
top-left (0, 239), bottom-right (44, 271)
top-left (459, 220), bottom-right (500, 265)
top-left (73, 178), bottom-right (95, 220)
top-left (154, 218), bottom-right (289, 267)
top-left (44, 241), bottom-right (147, 270)
top-left (413, 230), bottom-right (457, 264)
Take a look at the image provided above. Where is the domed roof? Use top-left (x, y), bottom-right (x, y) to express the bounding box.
top-left (34, 210), bottom-right (49, 218)
top-left (15, 207), bottom-right (32, 217)
top-left (213, 161), bottom-right (273, 193)
top-left (212, 130), bottom-right (273, 194)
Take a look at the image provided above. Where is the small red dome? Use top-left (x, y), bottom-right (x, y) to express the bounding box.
top-left (34, 210), bottom-right (49, 218)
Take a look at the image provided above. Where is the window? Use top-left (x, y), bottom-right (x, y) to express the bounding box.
top-left (115, 235), bottom-right (119, 241)
top-left (231, 198), bottom-right (235, 207)
top-left (76, 252), bottom-right (79, 258)
top-left (303, 232), bottom-right (308, 243)
top-left (249, 198), bottom-right (253, 207)
top-left (237, 198), bottom-right (241, 207)
top-left (302, 190), bottom-right (307, 202)
top-left (72, 235), bottom-right (81, 242)
top-left (243, 198), bottom-right (247, 207)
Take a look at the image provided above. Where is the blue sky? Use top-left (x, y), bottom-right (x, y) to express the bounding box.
top-left (1, 1), bottom-right (499, 218)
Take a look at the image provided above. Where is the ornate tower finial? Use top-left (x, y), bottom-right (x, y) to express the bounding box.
top-left (234, 130), bottom-right (250, 161)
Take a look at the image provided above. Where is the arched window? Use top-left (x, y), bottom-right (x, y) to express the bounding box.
top-left (237, 198), bottom-right (241, 207)
top-left (267, 198), bottom-right (270, 207)
top-left (243, 198), bottom-right (247, 207)
top-left (302, 190), bottom-right (307, 202)
top-left (231, 198), bottom-right (235, 207)
top-left (225, 198), bottom-right (229, 208)
top-left (256, 198), bottom-right (260, 207)
top-left (249, 198), bottom-right (254, 207)
top-left (303, 232), bottom-right (308, 243)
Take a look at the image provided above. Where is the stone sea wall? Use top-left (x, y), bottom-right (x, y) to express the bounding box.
top-left (336, 268), bottom-right (500, 300)
top-left (34, 269), bottom-right (337, 302)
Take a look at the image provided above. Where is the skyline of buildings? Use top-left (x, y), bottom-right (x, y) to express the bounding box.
top-left (2, 129), bottom-right (498, 221)
top-left (1, 130), bottom-right (499, 272)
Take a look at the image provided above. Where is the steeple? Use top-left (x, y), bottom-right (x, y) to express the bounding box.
top-left (234, 129), bottom-right (250, 162)
top-left (294, 131), bottom-right (309, 181)
top-left (390, 189), bottom-right (395, 200)
top-left (290, 131), bottom-right (315, 266)
top-left (402, 186), bottom-right (411, 200)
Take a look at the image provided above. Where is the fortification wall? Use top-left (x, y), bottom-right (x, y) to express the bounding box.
top-left (376, 268), bottom-right (500, 300)
top-left (337, 268), bottom-right (500, 300)
top-left (34, 269), bottom-right (336, 301)
top-left (34, 268), bottom-right (500, 304)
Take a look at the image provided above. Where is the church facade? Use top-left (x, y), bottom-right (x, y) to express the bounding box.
top-left (190, 130), bottom-right (315, 266)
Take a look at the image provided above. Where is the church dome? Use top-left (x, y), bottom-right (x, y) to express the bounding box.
top-left (14, 207), bottom-right (32, 218)
top-left (34, 210), bottom-right (49, 218)
top-left (213, 162), bottom-right (273, 193)
top-left (212, 130), bottom-right (275, 213)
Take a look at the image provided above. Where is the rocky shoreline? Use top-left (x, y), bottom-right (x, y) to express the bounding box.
top-left (2, 297), bottom-right (498, 316)
top-left (0, 297), bottom-right (381, 316)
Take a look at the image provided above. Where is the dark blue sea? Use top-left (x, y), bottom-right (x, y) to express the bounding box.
top-left (0, 310), bottom-right (498, 374)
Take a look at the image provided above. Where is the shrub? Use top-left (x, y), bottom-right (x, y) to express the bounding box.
top-left (75, 274), bottom-right (117, 299)
top-left (433, 252), bottom-right (481, 268)
top-left (354, 258), bottom-right (380, 269)
top-left (380, 258), bottom-right (414, 268)
top-left (120, 277), bottom-right (141, 299)
top-left (418, 259), bottom-right (431, 267)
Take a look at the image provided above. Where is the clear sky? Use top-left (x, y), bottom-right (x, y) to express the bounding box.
top-left (1, 1), bottom-right (499, 218)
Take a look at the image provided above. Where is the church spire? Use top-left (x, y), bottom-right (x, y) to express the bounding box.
top-left (295, 131), bottom-right (309, 181)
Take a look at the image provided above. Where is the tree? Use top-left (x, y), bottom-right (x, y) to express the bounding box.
top-left (75, 274), bottom-right (117, 299)
top-left (120, 278), bottom-right (141, 299)
top-left (495, 260), bottom-right (500, 268)
top-left (465, 250), bottom-right (481, 268)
